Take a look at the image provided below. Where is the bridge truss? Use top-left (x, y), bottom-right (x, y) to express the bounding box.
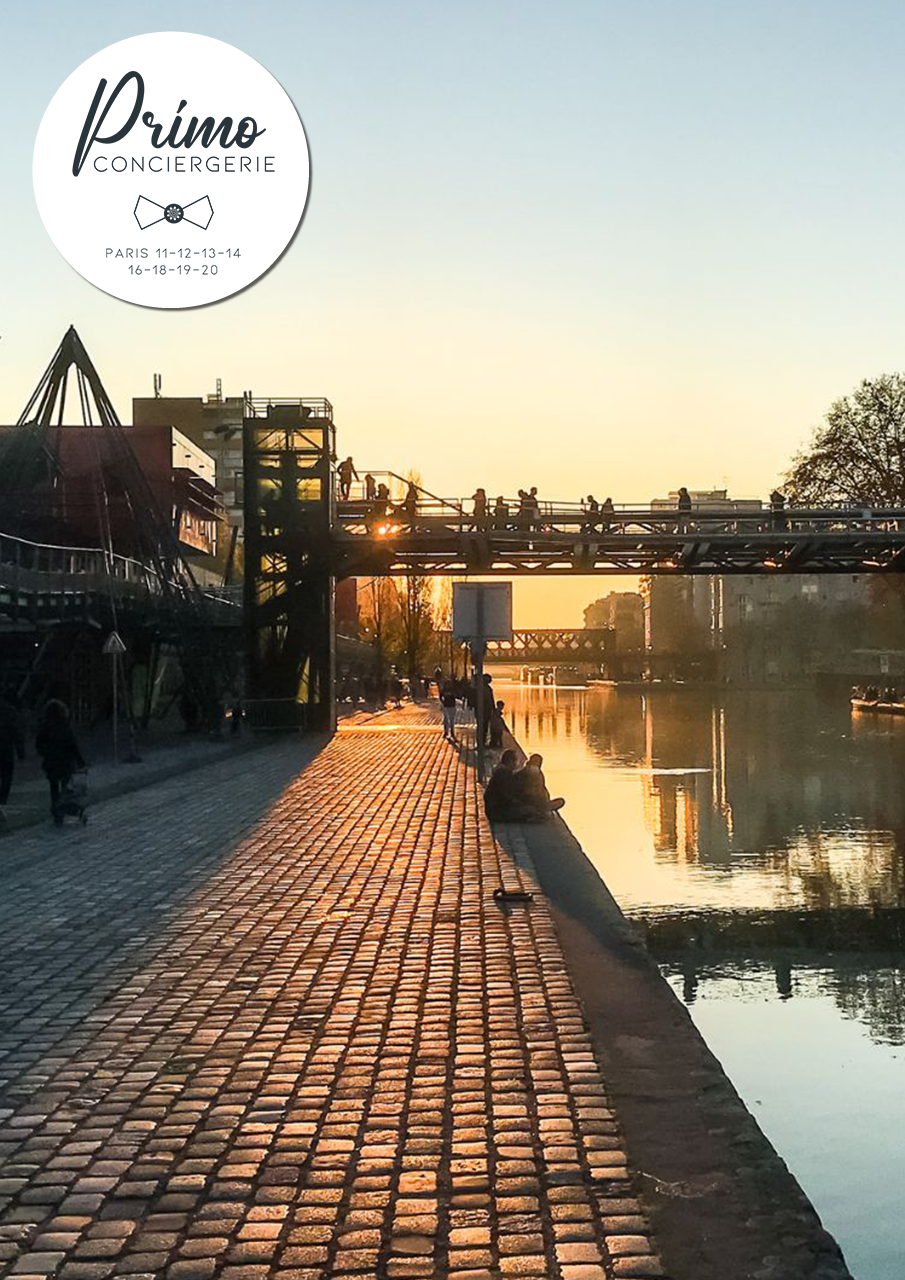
top-left (332, 504), bottom-right (905, 578)
top-left (438, 628), bottom-right (612, 665)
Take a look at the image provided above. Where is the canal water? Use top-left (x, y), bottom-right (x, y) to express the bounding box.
top-left (499, 681), bottom-right (905, 1280)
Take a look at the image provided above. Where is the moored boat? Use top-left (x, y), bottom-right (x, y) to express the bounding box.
top-left (851, 687), bottom-right (905, 716)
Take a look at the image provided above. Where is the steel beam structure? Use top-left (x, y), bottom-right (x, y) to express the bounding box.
top-left (331, 504), bottom-right (905, 577)
top-left (242, 401), bottom-right (337, 730)
top-left (437, 628), bottom-right (612, 664)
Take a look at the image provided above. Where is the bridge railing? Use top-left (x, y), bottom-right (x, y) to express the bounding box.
top-left (0, 529), bottom-right (165, 595)
top-left (0, 529), bottom-right (241, 620)
top-left (333, 499), bottom-right (905, 540)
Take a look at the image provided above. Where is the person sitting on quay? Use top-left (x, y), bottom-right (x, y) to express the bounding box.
top-left (483, 750), bottom-right (534, 821)
top-left (483, 750), bottom-right (565, 822)
top-left (516, 752), bottom-right (566, 817)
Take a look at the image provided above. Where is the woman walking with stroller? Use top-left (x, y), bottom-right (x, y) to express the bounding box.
top-left (36, 700), bottom-right (86, 827)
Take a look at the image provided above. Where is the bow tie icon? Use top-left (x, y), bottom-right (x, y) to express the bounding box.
top-left (134, 195), bottom-right (214, 231)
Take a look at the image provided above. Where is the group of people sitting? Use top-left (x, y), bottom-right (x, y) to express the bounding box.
top-left (483, 749), bottom-right (565, 823)
top-left (854, 685), bottom-right (901, 704)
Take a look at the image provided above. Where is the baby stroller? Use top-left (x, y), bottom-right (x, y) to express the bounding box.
top-left (58, 770), bottom-right (89, 826)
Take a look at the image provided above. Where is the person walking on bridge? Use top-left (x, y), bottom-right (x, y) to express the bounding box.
top-left (338, 456), bottom-right (359, 501)
top-left (528, 486), bottom-right (541, 530)
top-left (677, 486), bottom-right (692, 533)
top-left (366, 484), bottom-right (391, 533)
top-left (582, 495), bottom-right (600, 534)
top-left (471, 489), bottom-right (488, 531)
top-left (769, 488), bottom-right (787, 531)
top-left (398, 480), bottom-right (419, 528)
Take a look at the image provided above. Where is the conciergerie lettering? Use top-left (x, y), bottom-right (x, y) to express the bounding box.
top-left (73, 71), bottom-right (269, 176)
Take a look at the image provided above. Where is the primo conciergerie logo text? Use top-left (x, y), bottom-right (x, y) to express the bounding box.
top-left (34, 32), bottom-right (310, 308)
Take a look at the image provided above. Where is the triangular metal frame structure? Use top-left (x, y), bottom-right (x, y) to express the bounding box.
top-left (1, 325), bottom-right (227, 723)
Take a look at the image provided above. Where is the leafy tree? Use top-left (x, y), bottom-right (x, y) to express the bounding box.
top-left (784, 374), bottom-right (905, 506)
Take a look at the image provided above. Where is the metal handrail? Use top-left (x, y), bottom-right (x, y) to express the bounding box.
top-left (332, 501), bottom-right (905, 537)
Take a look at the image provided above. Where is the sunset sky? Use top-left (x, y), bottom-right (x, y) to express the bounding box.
top-left (4, 1), bottom-right (905, 623)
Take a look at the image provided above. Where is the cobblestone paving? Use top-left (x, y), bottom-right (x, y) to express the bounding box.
top-left (0, 706), bottom-right (666, 1280)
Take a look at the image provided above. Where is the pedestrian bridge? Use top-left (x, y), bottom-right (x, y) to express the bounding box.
top-left (438, 627), bottom-right (612, 664)
top-left (333, 496), bottom-right (905, 576)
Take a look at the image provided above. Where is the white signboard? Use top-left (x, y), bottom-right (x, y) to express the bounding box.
top-left (453, 582), bottom-right (513, 642)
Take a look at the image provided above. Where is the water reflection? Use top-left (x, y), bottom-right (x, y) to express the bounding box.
top-left (502, 681), bottom-right (905, 1276)
top-left (503, 682), bottom-right (905, 1043)
top-left (506, 684), bottom-right (905, 914)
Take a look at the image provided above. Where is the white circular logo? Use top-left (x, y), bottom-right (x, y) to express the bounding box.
top-left (33, 32), bottom-right (310, 309)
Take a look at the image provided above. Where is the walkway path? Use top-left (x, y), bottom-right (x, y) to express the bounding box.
top-left (0, 704), bottom-right (664, 1280)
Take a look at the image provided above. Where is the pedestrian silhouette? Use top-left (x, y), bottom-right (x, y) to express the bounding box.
top-left (35, 699), bottom-right (86, 827)
top-left (338, 456), bottom-right (359, 501)
top-left (471, 488), bottom-right (488, 530)
top-left (0, 688), bottom-right (25, 819)
top-left (582, 495), bottom-right (599, 534)
top-left (677, 486), bottom-right (692, 533)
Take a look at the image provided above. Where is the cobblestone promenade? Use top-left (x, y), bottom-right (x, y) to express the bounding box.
top-left (0, 706), bottom-right (665, 1280)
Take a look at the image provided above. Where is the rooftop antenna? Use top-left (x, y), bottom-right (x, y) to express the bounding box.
top-left (153, 373), bottom-right (162, 398)
top-left (215, 377), bottom-right (222, 402)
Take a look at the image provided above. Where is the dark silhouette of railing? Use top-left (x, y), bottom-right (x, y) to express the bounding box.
top-left (0, 530), bottom-right (241, 628)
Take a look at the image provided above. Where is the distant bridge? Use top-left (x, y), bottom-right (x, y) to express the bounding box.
top-left (439, 628), bottom-right (612, 664)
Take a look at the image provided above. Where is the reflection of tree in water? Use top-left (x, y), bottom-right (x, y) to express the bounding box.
top-left (659, 949), bottom-right (905, 1046)
top-left (782, 829), bottom-right (905, 911)
top-left (828, 964), bottom-right (905, 1047)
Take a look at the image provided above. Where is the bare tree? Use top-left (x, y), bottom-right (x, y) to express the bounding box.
top-left (395, 575), bottom-right (435, 693)
top-left (784, 374), bottom-right (905, 506)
